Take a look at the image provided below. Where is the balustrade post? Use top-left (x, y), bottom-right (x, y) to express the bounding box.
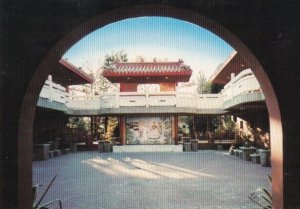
top-left (175, 92), bottom-right (179, 107)
top-left (229, 84), bottom-right (233, 100)
top-left (48, 75), bottom-right (53, 102)
top-left (66, 92), bottom-right (70, 108)
top-left (116, 92), bottom-right (120, 108)
top-left (194, 92), bottom-right (198, 107)
top-left (146, 92), bottom-right (149, 107)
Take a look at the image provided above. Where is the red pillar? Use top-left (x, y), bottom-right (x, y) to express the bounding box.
top-left (119, 116), bottom-right (126, 145)
top-left (91, 116), bottom-right (94, 138)
top-left (173, 115), bottom-right (178, 145)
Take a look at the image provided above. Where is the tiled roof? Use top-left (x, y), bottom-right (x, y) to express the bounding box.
top-left (102, 61), bottom-right (192, 83)
top-left (103, 61), bottom-right (192, 75)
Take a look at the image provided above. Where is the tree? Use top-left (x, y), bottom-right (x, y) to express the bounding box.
top-left (210, 83), bottom-right (224, 93)
top-left (103, 50), bottom-right (128, 68)
top-left (197, 71), bottom-right (211, 94)
top-left (91, 51), bottom-right (128, 138)
top-left (91, 50), bottom-right (129, 93)
top-left (104, 117), bottom-right (119, 141)
top-left (67, 117), bottom-right (89, 132)
top-left (194, 115), bottom-right (221, 133)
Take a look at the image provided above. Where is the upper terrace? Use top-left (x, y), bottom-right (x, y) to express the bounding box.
top-left (38, 68), bottom-right (265, 116)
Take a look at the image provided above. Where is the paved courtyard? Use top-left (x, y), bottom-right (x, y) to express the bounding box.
top-left (33, 150), bottom-right (271, 209)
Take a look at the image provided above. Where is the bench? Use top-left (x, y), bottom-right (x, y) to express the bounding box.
top-left (240, 147), bottom-right (257, 161)
top-left (48, 151), bottom-right (54, 158)
top-left (214, 140), bottom-right (237, 150)
top-left (70, 142), bottom-right (86, 152)
top-left (53, 149), bottom-right (61, 157)
top-left (250, 153), bottom-right (260, 164)
top-left (103, 142), bottom-right (112, 153)
top-left (233, 149), bottom-right (242, 158)
top-left (62, 148), bottom-right (70, 154)
top-left (234, 150), bottom-right (243, 158)
top-left (33, 144), bottom-right (50, 160)
top-left (70, 143), bottom-right (77, 152)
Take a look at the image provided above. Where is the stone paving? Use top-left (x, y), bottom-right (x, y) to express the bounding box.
top-left (33, 150), bottom-right (271, 209)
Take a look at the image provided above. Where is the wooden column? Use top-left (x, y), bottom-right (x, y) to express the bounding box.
top-left (104, 117), bottom-right (108, 136)
top-left (91, 116), bottom-right (94, 138)
top-left (119, 116), bottom-right (126, 145)
top-left (173, 115), bottom-right (178, 145)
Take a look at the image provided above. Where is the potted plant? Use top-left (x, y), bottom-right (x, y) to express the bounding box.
top-left (258, 137), bottom-right (271, 167)
top-left (241, 133), bottom-right (252, 147)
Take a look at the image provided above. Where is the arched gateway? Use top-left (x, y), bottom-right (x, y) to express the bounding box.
top-left (2, 2), bottom-right (299, 209)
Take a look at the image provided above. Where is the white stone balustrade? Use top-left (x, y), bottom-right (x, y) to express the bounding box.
top-left (222, 69), bottom-right (262, 102)
top-left (39, 80), bottom-right (69, 104)
top-left (38, 69), bottom-right (264, 112)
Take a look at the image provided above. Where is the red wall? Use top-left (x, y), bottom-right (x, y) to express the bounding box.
top-left (120, 83), bottom-right (138, 92)
top-left (159, 82), bottom-right (176, 91)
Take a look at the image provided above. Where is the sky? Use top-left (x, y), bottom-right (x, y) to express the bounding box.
top-left (63, 17), bottom-right (234, 81)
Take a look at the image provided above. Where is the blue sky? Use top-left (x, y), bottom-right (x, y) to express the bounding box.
top-left (63, 17), bottom-right (234, 81)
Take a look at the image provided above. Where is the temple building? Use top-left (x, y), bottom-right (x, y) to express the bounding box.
top-left (102, 60), bottom-right (193, 145)
top-left (34, 54), bottom-right (268, 154)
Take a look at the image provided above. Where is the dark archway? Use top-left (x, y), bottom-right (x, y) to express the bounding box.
top-left (3, 2), bottom-right (299, 209)
top-left (18, 5), bottom-right (283, 208)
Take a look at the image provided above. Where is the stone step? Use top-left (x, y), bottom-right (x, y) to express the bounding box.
top-left (113, 145), bottom-right (183, 153)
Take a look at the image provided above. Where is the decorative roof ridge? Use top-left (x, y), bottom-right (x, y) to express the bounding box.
top-left (115, 61), bottom-right (184, 65)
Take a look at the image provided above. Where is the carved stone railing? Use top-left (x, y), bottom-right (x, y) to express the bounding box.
top-left (39, 79), bottom-right (70, 105)
top-left (38, 69), bottom-right (264, 112)
top-left (222, 69), bottom-right (263, 102)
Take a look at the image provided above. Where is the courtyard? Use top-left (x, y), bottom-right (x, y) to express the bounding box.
top-left (33, 150), bottom-right (270, 209)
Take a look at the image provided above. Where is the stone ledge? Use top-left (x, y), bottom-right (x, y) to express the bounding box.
top-left (113, 145), bottom-right (183, 153)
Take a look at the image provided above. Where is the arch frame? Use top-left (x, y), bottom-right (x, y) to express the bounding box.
top-left (18, 5), bottom-right (283, 208)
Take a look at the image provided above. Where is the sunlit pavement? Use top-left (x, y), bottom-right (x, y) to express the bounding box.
top-left (33, 150), bottom-right (271, 209)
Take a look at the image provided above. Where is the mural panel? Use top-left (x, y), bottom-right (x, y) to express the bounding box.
top-left (126, 116), bottom-right (172, 145)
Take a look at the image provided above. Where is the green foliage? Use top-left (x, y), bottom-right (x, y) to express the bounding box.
top-left (94, 50), bottom-right (128, 93)
top-left (223, 116), bottom-right (236, 133)
top-left (197, 71), bottom-right (211, 94)
top-left (178, 116), bottom-right (193, 136)
top-left (103, 50), bottom-right (128, 68)
top-left (67, 117), bottom-right (89, 132)
top-left (214, 116), bottom-right (235, 133)
top-left (104, 117), bottom-right (119, 141)
top-left (210, 83), bottom-right (224, 93)
top-left (194, 115), bottom-right (220, 133)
